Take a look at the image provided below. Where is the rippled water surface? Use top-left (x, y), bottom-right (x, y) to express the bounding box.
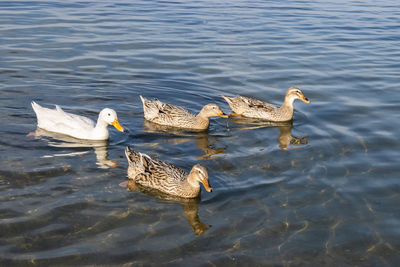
top-left (1, 0), bottom-right (399, 265)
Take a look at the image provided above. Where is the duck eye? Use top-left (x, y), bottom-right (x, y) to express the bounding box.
top-left (108, 113), bottom-right (111, 116)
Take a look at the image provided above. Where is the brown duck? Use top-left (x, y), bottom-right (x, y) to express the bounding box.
top-left (140, 96), bottom-right (227, 130)
top-left (125, 146), bottom-right (213, 198)
top-left (222, 87), bottom-right (310, 122)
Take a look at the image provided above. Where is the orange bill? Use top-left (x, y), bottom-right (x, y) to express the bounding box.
top-left (201, 179), bottom-right (213, 192)
top-left (301, 94), bottom-right (310, 103)
top-left (119, 181), bottom-right (128, 187)
top-left (218, 111), bottom-right (228, 118)
top-left (112, 119), bottom-right (124, 132)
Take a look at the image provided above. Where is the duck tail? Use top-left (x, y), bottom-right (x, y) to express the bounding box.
top-left (139, 95), bottom-right (152, 120)
top-left (139, 95), bottom-right (147, 104)
top-left (140, 96), bottom-right (162, 121)
top-left (221, 95), bottom-right (232, 105)
top-left (125, 146), bottom-right (141, 164)
top-left (125, 146), bottom-right (152, 173)
top-left (31, 101), bottom-right (40, 112)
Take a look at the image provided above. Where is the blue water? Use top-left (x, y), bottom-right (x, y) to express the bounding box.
top-left (0, 0), bottom-right (399, 265)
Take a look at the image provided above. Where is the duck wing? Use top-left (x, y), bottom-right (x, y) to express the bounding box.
top-left (156, 102), bottom-right (194, 119)
top-left (239, 96), bottom-right (276, 112)
top-left (142, 154), bottom-right (187, 182)
top-left (54, 105), bottom-right (96, 129)
top-left (140, 96), bottom-right (195, 122)
top-left (32, 102), bottom-right (95, 133)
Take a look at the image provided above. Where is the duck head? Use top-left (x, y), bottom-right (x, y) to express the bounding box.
top-left (189, 164), bottom-right (213, 192)
top-left (99, 108), bottom-right (124, 132)
top-left (285, 87), bottom-right (310, 104)
top-left (198, 104), bottom-right (228, 118)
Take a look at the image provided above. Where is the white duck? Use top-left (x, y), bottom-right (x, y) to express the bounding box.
top-left (31, 101), bottom-right (124, 140)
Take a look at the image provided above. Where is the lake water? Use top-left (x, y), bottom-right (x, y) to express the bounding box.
top-left (1, 0), bottom-right (399, 265)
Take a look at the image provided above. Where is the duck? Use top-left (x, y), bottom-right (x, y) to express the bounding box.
top-left (222, 87), bottom-right (310, 122)
top-left (139, 96), bottom-right (227, 130)
top-left (125, 146), bottom-right (213, 198)
top-left (31, 101), bottom-right (124, 140)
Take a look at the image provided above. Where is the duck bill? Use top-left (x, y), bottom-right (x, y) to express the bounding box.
top-left (112, 119), bottom-right (124, 132)
top-left (201, 180), bottom-right (213, 192)
top-left (301, 95), bottom-right (310, 103)
top-left (218, 111), bottom-right (228, 118)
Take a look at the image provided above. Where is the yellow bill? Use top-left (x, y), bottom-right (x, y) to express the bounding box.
top-left (112, 119), bottom-right (124, 132)
top-left (301, 94), bottom-right (310, 103)
top-left (218, 111), bottom-right (228, 118)
top-left (201, 179), bottom-right (213, 192)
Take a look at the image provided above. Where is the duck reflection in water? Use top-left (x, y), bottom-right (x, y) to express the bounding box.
top-left (28, 128), bottom-right (117, 168)
top-left (228, 117), bottom-right (308, 151)
top-left (121, 181), bottom-right (211, 236)
top-left (142, 120), bottom-right (225, 159)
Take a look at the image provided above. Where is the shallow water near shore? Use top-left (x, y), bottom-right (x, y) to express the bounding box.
top-left (1, 0), bottom-right (399, 265)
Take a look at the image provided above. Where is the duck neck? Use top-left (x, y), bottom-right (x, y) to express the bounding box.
top-left (179, 172), bottom-right (201, 198)
top-left (93, 117), bottom-right (109, 139)
top-left (195, 112), bottom-right (210, 129)
top-left (279, 96), bottom-right (295, 117)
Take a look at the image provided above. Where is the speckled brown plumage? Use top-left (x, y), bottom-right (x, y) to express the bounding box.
top-left (222, 87), bottom-right (310, 122)
top-left (125, 146), bottom-right (213, 198)
top-left (140, 96), bottom-right (227, 130)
